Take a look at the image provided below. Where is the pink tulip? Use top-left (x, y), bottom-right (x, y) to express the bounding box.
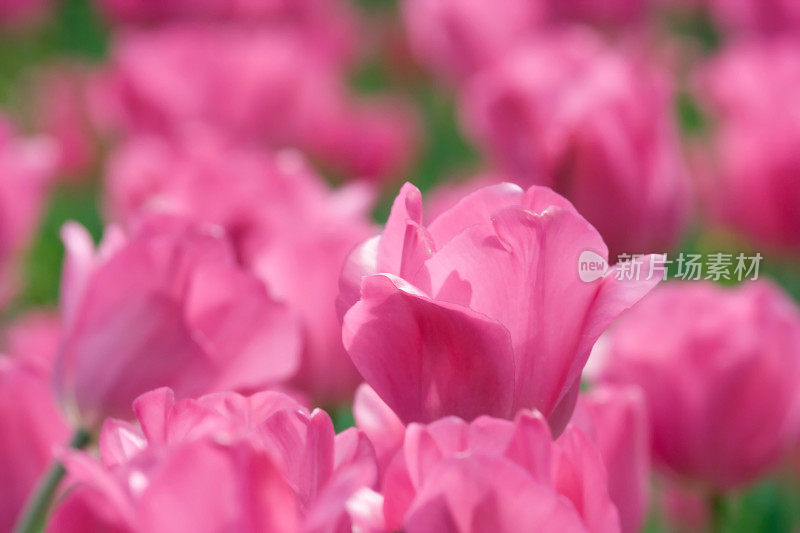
top-left (596, 281), bottom-right (800, 489)
top-left (0, 116), bottom-right (58, 308)
top-left (353, 384), bottom-right (405, 479)
top-left (244, 164), bottom-right (378, 402)
top-left (31, 65), bottom-right (96, 178)
top-left (380, 410), bottom-right (621, 532)
top-left (55, 213), bottom-right (301, 428)
top-left (0, 354), bottom-right (69, 531)
top-left (548, 0), bottom-right (648, 25)
top-left (572, 385), bottom-right (650, 533)
top-left (106, 134), bottom-right (378, 402)
top-left (95, 0), bottom-right (359, 66)
top-left (703, 0), bottom-right (800, 34)
top-left (693, 38), bottom-right (800, 251)
top-left (3, 311), bottom-right (61, 370)
top-left (461, 29), bottom-right (691, 256)
top-left (97, 24), bottom-right (415, 182)
top-left (49, 387), bottom-right (377, 532)
top-left (340, 182), bottom-right (661, 432)
top-left (304, 96), bottom-right (419, 183)
top-left (402, 0), bottom-right (545, 81)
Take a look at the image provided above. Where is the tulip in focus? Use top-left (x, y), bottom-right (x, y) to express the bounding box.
top-left (340, 182), bottom-right (661, 432)
top-left (55, 213), bottom-right (302, 428)
top-left (48, 387), bottom-right (377, 532)
top-left (596, 281), bottom-right (800, 489)
top-left (461, 29), bottom-right (691, 256)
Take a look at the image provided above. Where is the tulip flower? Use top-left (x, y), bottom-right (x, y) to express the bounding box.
top-left (0, 116), bottom-right (58, 309)
top-left (94, 0), bottom-right (359, 67)
top-left (380, 410), bottom-right (621, 532)
top-left (572, 385), bottom-right (650, 533)
top-left (341, 182), bottom-right (661, 432)
top-left (55, 214), bottom-right (301, 429)
top-left (0, 356), bottom-right (69, 532)
top-left (402, 0), bottom-right (545, 81)
top-left (96, 25), bottom-right (416, 182)
top-left (108, 136), bottom-right (377, 403)
top-left (48, 387), bottom-right (377, 532)
top-left (596, 281), bottom-right (800, 489)
top-left (461, 29), bottom-right (691, 257)
top-left (693, 38), bottom-right (800, 251)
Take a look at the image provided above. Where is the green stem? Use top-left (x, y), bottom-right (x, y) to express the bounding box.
top-left (14, 428), bottom-right (91, 533)
top-left (708, 491), bottom-right (725, 533)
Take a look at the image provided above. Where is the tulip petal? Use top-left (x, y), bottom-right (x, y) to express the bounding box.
top-left (343, 273), bottom-right (515, 424)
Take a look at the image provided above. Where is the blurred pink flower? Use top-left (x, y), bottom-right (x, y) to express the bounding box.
top-left (0, 354), bottom-right (69, 531)
top-left (694, 38), bottom-right (800, 251)
top-left (0, 116), bottom-right (58, 308)
top-left (548, 0), bottom-right (649, 26)
top-left (572, 385), bottom-right (650, 533)
top-left (107, 134), bottom-right (378, 402)
top-left (402, 0), bottom-right (545, 81)
top-left (3, 310), bottom-right (61, 370)
top-left (95, 0), bottom-right (359, 66)
top-left (704, 0), bottom-right (800, 34)
top-left (97, 24), bottom-right (416, 182)
top-left (461, 29), bottom-right (691, 256)
top-left (340, 182), bottom-right (661, 432)
top-left (49, 387), bottom-right (377, 532)
top-left (380, 410), bottom-right (621, 532)
top-left (55, 213), bottom-right (301, 428)
top-left (32, 65), bottom-right (97, 178)
top-left (596, 281), bottom-right (800, 489)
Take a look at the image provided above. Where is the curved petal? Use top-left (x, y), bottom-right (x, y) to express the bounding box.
top-left (343, 274), bottom-right (515, 424)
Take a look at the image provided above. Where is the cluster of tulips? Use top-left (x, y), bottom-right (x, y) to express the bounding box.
top-left (1, 0), bottom-right (800, 532)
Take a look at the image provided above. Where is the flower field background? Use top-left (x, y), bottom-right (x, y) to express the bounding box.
top-left (1, 0), bottom-right (800, 532)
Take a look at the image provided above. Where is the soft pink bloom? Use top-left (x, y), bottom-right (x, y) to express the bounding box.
top-left (596, 281), bottom-right (800, 489)
top-left (305, 96), bottom-right (419, 183)
top-left (461, 29), bottom-right (691, 256)
top-left (548, 0), bottom-right (649, 26)
top-left (380, 410), bottom-right (621, 532)
top-left (402, 0), bottom-right (545, 81)
top-left (95, 0), bottom-right (359, 66)
top-left (572, 385), bottom-right (650, 533)
top-left (0, 356), bottom-right (69, 531)
top-left (3, 310), bottom-right (61, 370)
top-left (353, 384), bottom-right (405, 479)
top-left (97, 24), bottom-right (415, 182)
top-left (703, 0), bottom-right (800, 34)
top-left (107, 135), bottom-right (378, 402)
top-left (0, 116), bottom-right (58, 307)
top-left (32, 65), bottom-right (96, 178)
top-left (55, 213), bottom-right (301, 428)
top-left (340, 182), bottom-right (661, 432)
top-left (693, 39), bottom-right (800, 251)
top-left (49, 387), bottom-right (377, 532)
